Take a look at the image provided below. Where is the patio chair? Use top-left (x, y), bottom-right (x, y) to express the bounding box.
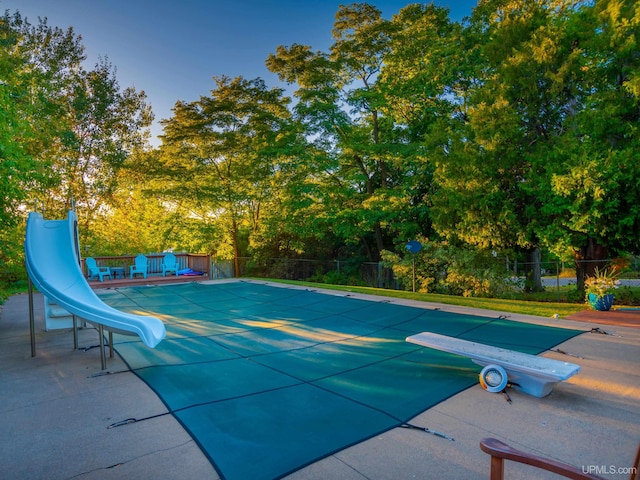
top-left (129, 254), bottom-right (148, 279)
top-left (161, 253), bottom-right (179, 277)
top-left (480, 437), bottom-right (640, 480)
top-left (85, 257), bottom-right (111, 282)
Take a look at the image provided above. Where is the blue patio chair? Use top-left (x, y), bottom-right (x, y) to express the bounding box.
top-left (161, 253), bottom-right (179, 277)
top-left (129, 254), bottom-right (148, 279)
top-left (86, 257), bottom-right (111, 282)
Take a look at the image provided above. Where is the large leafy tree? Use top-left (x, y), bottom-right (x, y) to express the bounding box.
top-left (267, 3), bottom-right (429, 261)
top-left (429, 0), bottom-right (577, 290)
top-left (538, 0), bottom-right (640, 286)
top-left (150, 76), bottom-right (297, 274)
top-left (427, 0), bottom-right (639, 290)
top-left (0, 11), bottom-right (84, 227)
top-left (46, 57), bottom-right (153, 244)
top-left (0, 12), bottom-right (84, 285)
top-left (425, 0), bottom-right (638, 290)
top-left (377, 3), bottom-right (465, 246)
top-left (1, 10), bottom-right (152, 247)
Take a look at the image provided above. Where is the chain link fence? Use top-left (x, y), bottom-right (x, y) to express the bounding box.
top-left (211, 256), bottom-right (640, 295)
top-left (212, 257), bottom-right (397, 289)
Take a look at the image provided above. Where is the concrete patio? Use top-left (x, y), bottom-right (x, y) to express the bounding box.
top-left (1, 282), bottom-right (638, 479)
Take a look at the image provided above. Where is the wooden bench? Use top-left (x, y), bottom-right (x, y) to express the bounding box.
top-left (406, 332), bottom-right (580, 397)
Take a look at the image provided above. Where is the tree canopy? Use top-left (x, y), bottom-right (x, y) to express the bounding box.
top-left (4, 1), bottom-right (639, 292)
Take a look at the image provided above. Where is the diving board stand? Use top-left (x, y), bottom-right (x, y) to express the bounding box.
top-left (406, 332), bottom-right (581, 397)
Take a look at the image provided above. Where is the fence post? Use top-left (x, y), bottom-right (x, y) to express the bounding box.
top-left (378, 262), bottom-right (383, 289)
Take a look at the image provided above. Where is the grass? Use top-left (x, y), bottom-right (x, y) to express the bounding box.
top-left (267, 279), bottom-right (587, 318)
top-left (0, 283), bottom-right (29, 305)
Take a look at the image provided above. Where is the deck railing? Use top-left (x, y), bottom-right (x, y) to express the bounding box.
top-left (83, 253), bottom-right (211, 279)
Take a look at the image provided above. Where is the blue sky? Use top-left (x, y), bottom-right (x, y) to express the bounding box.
top-left (4, 0), bottom-right (477, 145)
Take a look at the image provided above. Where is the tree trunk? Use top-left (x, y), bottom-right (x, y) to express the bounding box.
top-left (523, 247), bottom-right (543, 292)
top-left (374, 221), bottom-right (384, 259)
top-left (574, 238), bottom-right (608, 292)
top-left (232, 218), bottom-right (240, 277)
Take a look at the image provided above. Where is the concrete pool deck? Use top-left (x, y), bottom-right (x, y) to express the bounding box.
top-left (1, 280), bottom-right (638, 479)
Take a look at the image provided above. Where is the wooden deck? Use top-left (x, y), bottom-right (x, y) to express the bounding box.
top-left (85, 253), bottom-right (213, 289)
top-left (566, 308), bottom-right (640, 328)
top-left (88, 273), bottom-right (210, 289)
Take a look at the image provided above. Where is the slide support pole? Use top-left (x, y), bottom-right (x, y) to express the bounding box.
top-left (72, 315), bottom-right (78, 350)
top-left (28, 278), bottom-right (36, 357)
top-left (98, 323), bottom-right (106, 370)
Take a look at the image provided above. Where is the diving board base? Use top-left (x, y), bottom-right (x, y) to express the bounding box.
top-left (406, 332), bottom-right (580, 398)
top-left (471, 360), bottom-right (560, 398)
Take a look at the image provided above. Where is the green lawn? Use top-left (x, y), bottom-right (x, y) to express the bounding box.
top-left (268, 279), bottom-right (588, 318)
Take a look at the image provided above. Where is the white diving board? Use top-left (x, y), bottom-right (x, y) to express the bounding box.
top-left (406, 332), bottom-right (580, 397)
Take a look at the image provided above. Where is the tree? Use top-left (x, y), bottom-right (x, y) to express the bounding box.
top-left (428, 0), bottom-right (588, 291)
top-left (426, 0), bottom-right (639, 291)
top-left (44, 57), bottom-right (153, 244)
top-left (0, 11), bottom-right (84, 227)
top-left (268, 3), bottom-right (429, 261)
top-left (537, 0), bottom-right (640, 288)
top-left (151, 76), bottom-right (296, 274)
top-left (377, 3), bottom-right (465, 247)
top-left (83, 161), bottom-right (180, 256)
top-left (0, 10), bottom-right (152, 251)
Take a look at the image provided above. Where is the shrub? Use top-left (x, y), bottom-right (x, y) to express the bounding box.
top-left (612, 286), bottom-right (640, 306)
top-left (382, 241), bottom-right (517, 297)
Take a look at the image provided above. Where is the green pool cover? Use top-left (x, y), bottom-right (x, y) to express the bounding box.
top-left (98, 281), bottom-right (582, 480)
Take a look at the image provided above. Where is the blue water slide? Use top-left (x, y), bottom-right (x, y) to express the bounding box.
top-left (24, 211), bottom-right (165, 348)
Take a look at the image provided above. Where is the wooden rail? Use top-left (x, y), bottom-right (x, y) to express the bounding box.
top-left (82, 253), bottom-right (211, 286)
top-left (479, 437), bottom-right (636, 480)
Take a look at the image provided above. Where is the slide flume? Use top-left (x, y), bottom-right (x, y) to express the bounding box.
top-left (24, 211), bottom-right (165, 348)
